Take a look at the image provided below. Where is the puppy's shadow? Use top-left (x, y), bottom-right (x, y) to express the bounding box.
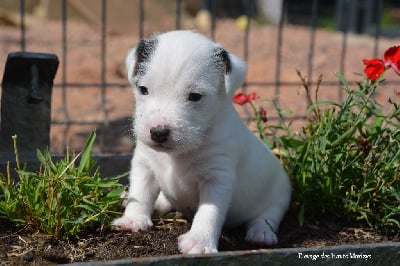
top-left (76, 117), bottom-right (135, 155)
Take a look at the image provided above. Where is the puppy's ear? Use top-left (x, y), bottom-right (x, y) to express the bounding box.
top-left (213, 48), bottom-right (247, 97)
top-left (126, 38), bottom-right (158, 86)
top-left (126, 47), bottom-right (137, 86)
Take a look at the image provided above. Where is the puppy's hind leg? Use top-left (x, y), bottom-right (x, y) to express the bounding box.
top-left (245, 168), bottom-right (291, 246)
top-left (245, 214), bottom-right (278, 246)
top-left (245, 203), bottom-right (288, 246)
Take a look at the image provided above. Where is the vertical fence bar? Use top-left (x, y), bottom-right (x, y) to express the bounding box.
top-left (210, 0), bottom-right (217, 40)
top-left (373, 0), bottom-right (383, 57)
top-left (100, 0), bottom-right (108, 152)
top-left (339, 28), bottom-right (348, 102)
top-left (243, 0), bottom-right (253, 64)
top-left (61, 0), bottom-right (70, 150)
top-left (61, 0), bottom-right (68, 121)
top-left (241, 0), bottom-right (254, 122)
top-left (176, 0), bottom-right (182, 30)
top-left (274, 0), bottom-right (286, 121)
top-left (101, 0), bottom-right (108, 125)
top-left (307, 0), bottom-right (319, 89)
top-left (335, 0), bottom-right (347, 102)
top-left (139, 0), bottom-right (145, 38)
top-left (19, 0), bottom-right (26, 51)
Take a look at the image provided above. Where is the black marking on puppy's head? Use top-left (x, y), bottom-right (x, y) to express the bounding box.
top-left (212, 47), bottom-right (232, 74)
top-left (134, 37), bottom-right (158, 76)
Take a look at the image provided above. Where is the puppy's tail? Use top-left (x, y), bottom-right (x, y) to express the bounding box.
top-left (224, 53), bottom-right (247, 97)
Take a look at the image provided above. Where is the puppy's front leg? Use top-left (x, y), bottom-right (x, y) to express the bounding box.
top-left (112, 157), bottom-right (159, 232)
top-left (178, 175), bottom-right (233, 254)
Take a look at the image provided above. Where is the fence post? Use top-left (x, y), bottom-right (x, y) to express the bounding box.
top-left (0, 52), bottom-right (59, 161)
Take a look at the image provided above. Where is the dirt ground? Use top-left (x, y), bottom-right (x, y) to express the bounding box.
top-left (1, 2), bottom-right (400, 265)
top-left (1, 3), bottom-right (399, 155)
top-left (1, 211), bottom-right (399, 265)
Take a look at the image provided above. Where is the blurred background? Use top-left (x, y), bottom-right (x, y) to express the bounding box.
top-left (0, 0), bottom-right (399, 156)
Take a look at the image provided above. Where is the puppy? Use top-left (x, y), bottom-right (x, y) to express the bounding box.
top-left (112, 30), bottom-right (291, 254)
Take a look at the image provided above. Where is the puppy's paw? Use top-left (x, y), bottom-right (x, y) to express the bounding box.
top-left (112, 215), bottom-right (153, 232)
top-left (245, 222), bottom-right (278, 246)
top-left (178, 232), bottom-right (218, 254)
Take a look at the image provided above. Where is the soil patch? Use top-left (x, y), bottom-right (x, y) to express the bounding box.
top-left (1, 212), bottom-right (398, 265)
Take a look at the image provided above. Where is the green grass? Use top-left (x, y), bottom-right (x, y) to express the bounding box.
top-left (0, 131), bottom-right (127, 239)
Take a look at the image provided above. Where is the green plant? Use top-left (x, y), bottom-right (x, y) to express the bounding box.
top-left (284, 72), bottom-right (400, 232)
top-left (233, 48), bottom-right (400, 233)
top-left (0, 131), bottom-right (126, 238)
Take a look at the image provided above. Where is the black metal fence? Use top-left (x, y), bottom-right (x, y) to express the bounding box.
top-left (1, 0), bottom-right (399, 155)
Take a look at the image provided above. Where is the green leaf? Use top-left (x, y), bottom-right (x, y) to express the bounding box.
top-left (36, 149), bottom-right (46, 164)
top-left (307, 100), bottom-right (341, 114)
top-left (78, 131), bottom-right (97, 174)
top-left (298, 204), bottom-right (305, 227)
top-left (335, 72), bottom-right (350, 91)
top-left (280, 137), bottom-right (304, 149)
top-left (77, 204), bottom-right (97, 214)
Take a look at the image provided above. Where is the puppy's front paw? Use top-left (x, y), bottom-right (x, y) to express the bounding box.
top-left (245, 222), bottom-right (278, 246)
top-left (112, 215), bottom-right (153, 232)
top-left (178, 232), bottom-right (218, 254)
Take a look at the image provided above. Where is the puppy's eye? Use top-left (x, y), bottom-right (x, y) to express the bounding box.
top-left (138, 86), bottom-right (149, 95)
top-left (188, 92), bottom-right (202, 102)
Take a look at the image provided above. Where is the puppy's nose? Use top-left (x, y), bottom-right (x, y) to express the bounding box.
top-left (150, 125), bottom-right (170, 143)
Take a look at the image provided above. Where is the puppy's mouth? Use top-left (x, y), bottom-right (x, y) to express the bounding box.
top-left (147, 138), bottom-right (194, 154)
top-left (149, 142), bottom-right (173, 151)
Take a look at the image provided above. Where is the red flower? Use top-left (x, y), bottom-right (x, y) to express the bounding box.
top-left (260, 107), bottom-right (268, 123)
top-left (232, 92), bottom-right (257, 105)
top-left (363, 59), bottom-right (385, 81)
top-left (363, 46), bottom-right (400, 81)
top-left (383, 46), bottom-right (400, 75)
top-left (260, 107), bottom-right (267, 123)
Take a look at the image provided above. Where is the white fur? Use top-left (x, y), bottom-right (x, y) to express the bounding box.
top-left (112, 30), bottom-right (291, 254)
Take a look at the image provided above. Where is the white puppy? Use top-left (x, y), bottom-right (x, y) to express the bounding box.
top-left (112, 30), bottom-right (291, 254)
